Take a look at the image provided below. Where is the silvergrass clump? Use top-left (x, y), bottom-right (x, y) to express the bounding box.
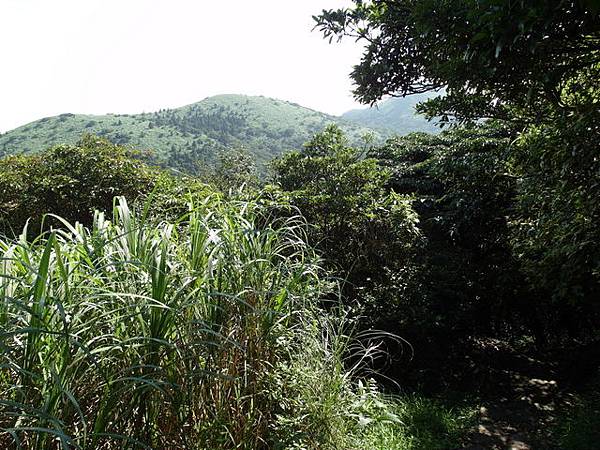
top-left (0, 191), bottom-right (469, 450)
top-left (0, 193), bottom-right (326, 449)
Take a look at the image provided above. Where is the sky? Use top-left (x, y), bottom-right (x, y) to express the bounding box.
top-left (0, 0), bottom-right (366, 133)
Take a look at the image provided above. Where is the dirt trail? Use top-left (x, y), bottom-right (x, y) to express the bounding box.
top-left (456, 339), bottom-right (579, 450)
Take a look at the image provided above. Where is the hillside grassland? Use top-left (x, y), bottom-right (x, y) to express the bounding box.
top-left (0, 95), bottom-right (384, 174)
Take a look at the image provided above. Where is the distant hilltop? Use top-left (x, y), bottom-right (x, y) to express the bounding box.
top-left (0, 93), bottom-right (438, 173)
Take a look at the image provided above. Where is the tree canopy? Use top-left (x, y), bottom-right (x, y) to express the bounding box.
top-left (315, 0), bottom-right (600, 339)
top-left (314, 0), bottom-right (600, 122)
top-left (0, 135), bottom-right (159, 235)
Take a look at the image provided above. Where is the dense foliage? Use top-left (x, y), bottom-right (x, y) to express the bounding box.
top-left (314, 0), bottom-right (600, 121)
top-left (0, 187), bottom-right (473, 449)
top-left (1, 193), bottom-right (317, 448)
top-left (0, 1), bottom-right (598, 447)
top-left (271, 125), bottom-right (420, 305)
top-left (0, 136), bottom-right (159, 236)
top-left (202, 147), bottom-right (260, 193)
top-left (370, 125), bottom-right (523, 337)
top-left (315, 0), bottom-right (600, 342)
top-left (271, 124), bottom-right (527, 344)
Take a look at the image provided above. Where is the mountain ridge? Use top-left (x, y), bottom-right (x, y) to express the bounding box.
top-left (341, 93), bottom-right (440, 135)
top-left (0, 94), bottom-right (434, 173)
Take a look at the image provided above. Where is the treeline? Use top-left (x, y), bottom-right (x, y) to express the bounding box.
top-left (2, 121), bottom-right (597, 351)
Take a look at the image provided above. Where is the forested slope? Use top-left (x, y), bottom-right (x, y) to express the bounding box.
top-left (0, 94), bottom-right (380, 173)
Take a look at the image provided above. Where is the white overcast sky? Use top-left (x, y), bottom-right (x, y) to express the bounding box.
top-left (0, 0), bottom-right (365, 132)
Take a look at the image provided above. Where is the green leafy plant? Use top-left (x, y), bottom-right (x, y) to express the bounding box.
top-left (271, 125), bottom-right (420, 312)
top-left (0, 192), bottom-right (326, 449)
top-left (0, 135), bottom-right (159, 236)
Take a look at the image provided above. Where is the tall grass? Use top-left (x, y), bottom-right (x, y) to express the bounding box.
top-left (0, 194), bottom-right (325, 449)
top-left (0, 191), bottom-right (475, 449)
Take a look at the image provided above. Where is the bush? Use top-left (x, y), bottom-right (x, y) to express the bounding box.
top-left (271, 125), bottom-right (420, 315)
top-left (0, 194), bottom-right (325, 448)
top-left (369, 124), bottom-right (524, 338)
top-left (0, 135), bottom-right (159, 236)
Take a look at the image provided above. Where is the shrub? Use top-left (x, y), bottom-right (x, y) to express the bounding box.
top-left (0, 135), bottom-right (159, 236)
top-left (369, 125), bottom-right (524, 338)
top-left (271, 125), bottom-right (420, 314)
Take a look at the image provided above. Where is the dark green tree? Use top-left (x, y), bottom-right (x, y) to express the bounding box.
top-left (271, 125), bottom-right (420, 319)
top-left (0, 135), bottom-right (159, 235)
top-left (370, 124), bottom-right (538, 338)
top-left (207, 147), bottom-right (260, 192)
top-left (314, 0), bottom-right (600, 122)
top-left (315, 0), bottom-right (600, 340)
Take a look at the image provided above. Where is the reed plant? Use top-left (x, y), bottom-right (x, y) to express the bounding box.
top-left (0, 191), bottom-right (472, 449)
top-left (0, 193), bottom-right (326, 449)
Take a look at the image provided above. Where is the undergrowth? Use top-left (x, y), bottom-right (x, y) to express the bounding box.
top-left (555, 376), bottom-right (600, 450)
top-left (0, 191), bottom-right (474, 449)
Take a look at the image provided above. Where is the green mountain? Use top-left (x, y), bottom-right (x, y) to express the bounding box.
top-left (0, 94), bottom-right (379, 173)
top-left (342, 93), bottom-right (441, 135)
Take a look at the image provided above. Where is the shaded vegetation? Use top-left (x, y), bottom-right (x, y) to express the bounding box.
top-left (315, 0), bottom-right (600, 344)
top-left (555, 376), bottom-right (600, 450)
